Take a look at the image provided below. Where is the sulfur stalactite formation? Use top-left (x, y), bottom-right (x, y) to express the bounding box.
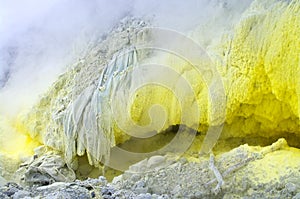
top-left (16, 0), bottom-right (300, 173)
top-left (64, 46), bottom-right (140, 167)
top-left (20, 19), bottom-right (150, 169)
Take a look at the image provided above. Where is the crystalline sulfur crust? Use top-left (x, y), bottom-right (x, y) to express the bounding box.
top-left (18, 0), bottom-right (300, 167)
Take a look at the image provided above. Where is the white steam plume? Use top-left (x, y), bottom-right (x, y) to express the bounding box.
top-left (0, 0), bottom-right (252, 117)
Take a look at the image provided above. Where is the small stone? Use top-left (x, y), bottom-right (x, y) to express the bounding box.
top-left (134, 181), bottom-right (148, 195)
top-left (293, 193), bottom-right (300, 199)
top-left (135, 187), bottom-right (148, 194)
top-left (134, 180), bottom-right (145, 189)
top-left (157, 194), bottom-right (170, 199)
top-left (12, 190), bottom-right (31, 199)
top-left (112, 175), bottom-right (123, 184)
top-left (179, 157), bottom-right (187, 164)
top-left (147, 156), bottom-right (166, 169)
top-left (136, 193), bottom-right (152, 199)
top-left (285, 182), bottom-right (297, 193)
top-left (99, 176), bottom-right (107, 182)
top-left (292, 192), bottom-right (300, 199)
top-left (2, 183), bottom-right (21, 197)
top-left (101, 186), bottom-right (115, 196)
top-left (171, 185), bottom-right (181, 195)
top-left (129, 159), bottom-right (148, 173)
top-left (194, 191), bottom-right (203, 198)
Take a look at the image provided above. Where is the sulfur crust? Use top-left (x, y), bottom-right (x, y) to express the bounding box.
top-left (0, 117), bottom-right (40, 157)
top-left (129, 0), bottom-right (300, 141)
top-left (3, 0), bottom-right (299, 167)
top-left (220, 0), bottom-right (300, 139)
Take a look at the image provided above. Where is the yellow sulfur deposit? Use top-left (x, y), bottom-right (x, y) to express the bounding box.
top-left (0, 117), bottom-right (40, 158)
top-left (218, 0), bottom-right (300, 140)
top-left (4, 0), bottom-right (299, 169)
top-left (128, 0), bottom-right (300, 148)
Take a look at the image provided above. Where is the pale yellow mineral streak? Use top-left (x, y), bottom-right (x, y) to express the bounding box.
top-left (0, 116), bottom-right (39, 158)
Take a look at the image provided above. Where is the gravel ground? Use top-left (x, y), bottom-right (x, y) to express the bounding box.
top-left (1, 139), bottom-right (300, 199)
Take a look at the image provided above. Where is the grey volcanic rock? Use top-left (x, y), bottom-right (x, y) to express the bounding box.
top-left (2, 139), bottom-right (300, 199)
top-left (15, 146), bottom-right (76, 187)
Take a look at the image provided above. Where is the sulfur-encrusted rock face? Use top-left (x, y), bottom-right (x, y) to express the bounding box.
top-left (19, 0), bottom-right (300, 169)
top-left (218, 0), bottom-right (300, 139)
top-left (21, 18), bottom-right (151, 168)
